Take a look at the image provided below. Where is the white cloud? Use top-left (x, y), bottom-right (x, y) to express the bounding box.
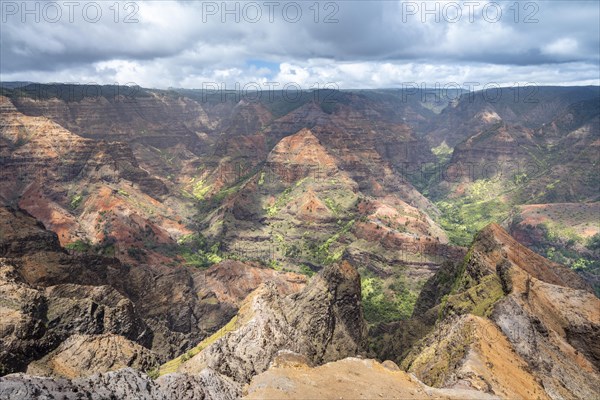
top-left (542, 38), bottom-right (580, 57)
top-left (1, 1), bottom-right (598, 88)
top-left (2, 59), bottom-right (599, 89)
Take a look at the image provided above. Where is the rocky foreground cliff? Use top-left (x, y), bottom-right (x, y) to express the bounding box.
top-left (400, 223), bottom-right (600, 400)
top-left (2, 222), bottom-right (599, 399)
top-left (0, 254), bottom-right (499, 400)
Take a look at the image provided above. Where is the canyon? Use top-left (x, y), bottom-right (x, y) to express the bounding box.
top-left (0, 83), bottom-right (598, 399)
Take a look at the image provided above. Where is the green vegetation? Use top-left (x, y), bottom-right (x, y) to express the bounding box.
top-left (543, 220), bottom-right (585, 244)
top-left (361, 274), bottom-right (418, 325)
top-left (158, 315), bottom-right (239, 376)
top-left (403, 142), bottom-right (452, 196)
top-left (400, 318), bottom-right (476, 388)
top-left (299, 264), bottom-right (315, 277)
top-left (139, 233), bottom-right (223, 269)
top-left (435, 179), bottom-right (512, 246)
top-left (324, 197), bottom-right (342, 216)
top-left (587, 233), bottom-right (600, 251)
top-left (64, 238), bottom-right (118, 257)
top-left (195, 182), bottom-right (244, 216)
top-left (64, 239), bottom-right (92, 252)
top-left (177, 233), bottom-right (222, 269)
top-left (265, 186), bottom-right (293, 217)
top-left (192, 179), bottom-right (211, 200)
top-left (518, 223), bottom-right (600, 296)
top-left (146, 368), bottom-right (159, 380)
top-left (268, 259), bottom-right (282, 271)
top-left (181, 246), bottom-right (222, 268)
top-left (441, 274), bottom-right (505, 318)
top-left (431, 142), bottom-right (453, 162)
top-left (314, 219), bottom-right (355, 265)
top-left (512, 172), bottom-right (528, 185)
top-left (69, 193), bottom-right (83, 209)
top-left (435, 248), bottom-right (505, 319)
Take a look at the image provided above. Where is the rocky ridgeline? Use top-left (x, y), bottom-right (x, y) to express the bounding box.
top-left (0, 367), bottom-right (240, 400)
top-left (432, 88), bottom-right (599, 204)
top-left (178, 260), bottom-right (368, 383)
top-left (0, 96), bottom-right (168, 200)
top-left (0, 253), bottom-right (498, 400)
top-left (1, 217), bottom-right (598, 399)
top-left (9, 90), bottom-right (214, 144)
top-left (0, 205), bottom-right (151, 374)
top-left (214, 126), bottom-right (454, 291)
top-left (397, 223), bottom-right (600, 400)
top-left (0, 205), bottom-right (306, 379)
top-left (0, 256), bottom-right (370, 398)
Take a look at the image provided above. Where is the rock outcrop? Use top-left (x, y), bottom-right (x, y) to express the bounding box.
top-left (0, 367), bottom-right (240, 400)
top-left (400, 223), bottom-right (600, 400)
top-left (0, 260), bottom-right (366, 398)
top-left (0, 257), bottom-right (154, 375)
top-left (402, 315), bottom-right (548, 399)
top-left (244, 354), bottom-right (499, 400)
top-left (26, 334), bottom-right (160, 378)
top-left (1, 84), bottom-right (598, 399)
top-left (178, 260), bottom-right (368, 383)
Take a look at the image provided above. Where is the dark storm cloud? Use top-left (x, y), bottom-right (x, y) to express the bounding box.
top-left (1, 1), bottom-right (598, 87)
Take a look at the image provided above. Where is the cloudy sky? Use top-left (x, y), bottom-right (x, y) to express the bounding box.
top-left (1, 1), bottom-right (599, 89)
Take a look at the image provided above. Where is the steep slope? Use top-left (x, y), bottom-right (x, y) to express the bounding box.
top-left (26, 334), bottom-right (160, 378)
top-left (402, 315), bottom-right (548, 399)
top-left (201, 127), bottom-right (457, 327)
top-left (400, 223), bottom-right (600, 400)
top-left (1, 83), bottom-right (598, 399)
top-left (411, 87), bottom-right (599, 251)
top-left (1, 218), bottom-right (597, 399)
top-left (0, 205), bottom-right (306, 376)
top-left (441, 95), bottom-right (599, 202)
top-left (0, 95), bottom-right (186, 260)
top-left (5, 85), bottom-right (215, 145)
top-left (507, 202), bottom-right (600, 294)
top-left (0, 210), bottom-right (153, 375)
top-left (425, 86), bottom-right (599, 147)
top-left (177, 260), bottom-right (368, 383)
top-left (225, 129), bottom-right (452, 263)
top-left (1, 259), bottom-right (496, 400)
